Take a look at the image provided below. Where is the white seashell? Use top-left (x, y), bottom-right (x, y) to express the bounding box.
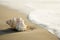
top-left (6, 17), bottom-right (27, 31)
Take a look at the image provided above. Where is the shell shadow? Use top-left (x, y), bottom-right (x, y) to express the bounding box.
top-left (0, 28), bottom-right (18, 35)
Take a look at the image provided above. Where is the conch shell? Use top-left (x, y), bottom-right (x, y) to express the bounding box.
top-left (6, 17), bottom-right (27, 31)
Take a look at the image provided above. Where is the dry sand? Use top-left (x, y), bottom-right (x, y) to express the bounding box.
top-left (0, 5), bottom-right (59, 40)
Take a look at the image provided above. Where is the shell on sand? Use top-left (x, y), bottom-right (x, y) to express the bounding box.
top-left (6, 17), bottom-right (27, 31)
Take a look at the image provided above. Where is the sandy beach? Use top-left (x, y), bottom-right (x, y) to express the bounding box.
top-left (0, 5), bottom-right (59, 40)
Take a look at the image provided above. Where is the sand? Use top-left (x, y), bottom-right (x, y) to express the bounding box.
top-left (0, 5), bottom-right (59, 40)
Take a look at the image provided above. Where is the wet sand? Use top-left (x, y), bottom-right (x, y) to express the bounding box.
top-left (0, 5), bottom-right (59, 40)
